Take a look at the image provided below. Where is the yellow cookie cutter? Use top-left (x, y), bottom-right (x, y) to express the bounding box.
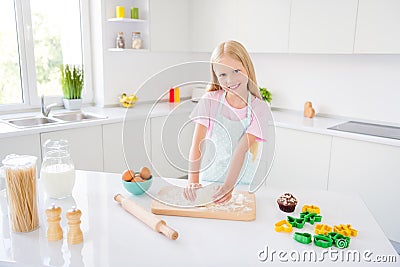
top-left (314, 224), bottom-right (332, 235)
top-left (334, 224), bottom-right (358, 237)
top-left (274, 220), bottom-right (293, 233)
top-left (302, 205), bottom-right (320, 214)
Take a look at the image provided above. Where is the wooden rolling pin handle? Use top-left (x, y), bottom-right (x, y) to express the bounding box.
top-left (114, 194), bottom-right (178, 240)
top-left (157, 220), bottom-right (179, 240)
top-left (114, 193), bottom-right (124, 204)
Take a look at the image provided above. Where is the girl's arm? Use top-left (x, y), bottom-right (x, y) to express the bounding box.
top-left (213, 133), bottom-right (257, 203)
top-left (225, 133), bottom-right (257, 187)
top-left (188, 123), bottom-right (207, 184)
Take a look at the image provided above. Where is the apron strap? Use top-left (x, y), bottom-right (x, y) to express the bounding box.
top-left (246, 91), bottom-right (252, 127)
top-left (216, 90), bottom-right (227, 115)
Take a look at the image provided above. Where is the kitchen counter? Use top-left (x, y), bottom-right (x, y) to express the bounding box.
top-left (272, 109), bottom-right (400, 147)
top-left (0, 101), bottom-right (194, 139)
top-left (0, 101), bottom-right (399, 147)
top-left (0, 170), bottom-right (398, 266)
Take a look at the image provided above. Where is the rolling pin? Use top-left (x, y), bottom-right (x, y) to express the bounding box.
top-left (114, 194), bottom-right (178, 240)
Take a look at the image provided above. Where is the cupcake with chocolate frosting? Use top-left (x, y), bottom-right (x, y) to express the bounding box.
top-left (277, 193), bottom-right (298, 213)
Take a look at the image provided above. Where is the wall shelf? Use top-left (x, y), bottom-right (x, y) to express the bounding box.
top-left (108, 48), bottom-right (149, 52)
top-left (107, 18), bottom-right (147, 23)
top-left (106, 1), bottom-right (150, 51)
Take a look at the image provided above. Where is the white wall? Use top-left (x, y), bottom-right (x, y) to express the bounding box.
top-left (191, 53), bottom-right (400, 124)
top-left (99, 51), bottom-right (400, 124)
top-left (254, 54), bottom-right (400, 124)
top-left (101, 52), bottom-right (196, 105)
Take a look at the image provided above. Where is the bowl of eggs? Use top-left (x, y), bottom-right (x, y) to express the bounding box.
top-left (122, 167), bottom-right (152, 195)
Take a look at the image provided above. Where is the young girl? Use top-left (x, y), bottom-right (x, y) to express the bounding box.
top-left (185, 40), bottom-right (269, 204)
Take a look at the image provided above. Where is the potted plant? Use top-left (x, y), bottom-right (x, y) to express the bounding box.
top-left (60, 64), bottom-right (84, 110)
top-left (259, 87), bottom-right (272, 103)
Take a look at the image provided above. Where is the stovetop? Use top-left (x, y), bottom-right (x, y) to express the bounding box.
top-left (328, 121), bottom-right (400, 140)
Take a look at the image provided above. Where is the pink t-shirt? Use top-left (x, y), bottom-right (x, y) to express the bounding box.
top-left (190, 90), bottom-right (269, 142)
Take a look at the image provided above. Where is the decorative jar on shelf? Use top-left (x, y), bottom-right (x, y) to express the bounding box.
top-left (131, 32), bottom-right (142, 49)
top-left (116, 32), bottom-right (125, 49)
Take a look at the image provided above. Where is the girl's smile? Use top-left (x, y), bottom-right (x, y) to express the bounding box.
top-left (227, 83), bottom-right (241, 90)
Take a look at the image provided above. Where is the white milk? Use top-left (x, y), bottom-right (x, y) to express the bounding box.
top-left (40, 164), bottom-right (75, 199)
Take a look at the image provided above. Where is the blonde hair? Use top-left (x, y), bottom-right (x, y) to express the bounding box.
top-left (208, 40), bottom-right (260, 161)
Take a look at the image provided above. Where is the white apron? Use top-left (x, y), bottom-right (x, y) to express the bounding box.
top-left (199, 91), bottom-right (255, 185)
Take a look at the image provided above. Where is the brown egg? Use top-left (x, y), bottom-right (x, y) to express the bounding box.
top-left (140, 167), bottom-right (152, 179)
top-left (132, 176), bottom-right (144, 182)
top-left (122, 170), bottom-right (135, 181)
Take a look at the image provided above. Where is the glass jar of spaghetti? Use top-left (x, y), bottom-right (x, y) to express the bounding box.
top-left (2, 154), bottom-right (39, 232)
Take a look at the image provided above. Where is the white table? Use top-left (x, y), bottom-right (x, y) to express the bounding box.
top-left (0, 170), bottom-right (398, 266)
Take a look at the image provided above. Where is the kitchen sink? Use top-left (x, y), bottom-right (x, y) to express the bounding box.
top-left (5, 117), bottom-right (59, 128)
top-left (2, 111), bottom-right (107, 128)
top-left (52, 111), bottom-right (106, 122)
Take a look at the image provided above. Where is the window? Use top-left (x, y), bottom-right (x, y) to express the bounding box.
top-left (0, 0), bottom-right (23, 105)
top-left (0, 0), bottom-right (91, 109)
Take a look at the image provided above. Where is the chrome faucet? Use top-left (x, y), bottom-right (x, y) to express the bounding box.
top-left (41, 95), bottom-right (58, 117)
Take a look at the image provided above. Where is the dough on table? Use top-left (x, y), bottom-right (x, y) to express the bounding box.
top-left (155, 185), bottom-right (255, 213)
top-left (156, 185), bottom-right (219, 207)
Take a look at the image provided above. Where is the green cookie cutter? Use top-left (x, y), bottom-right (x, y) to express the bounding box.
top-left (293, 232), bottom-right (312, 244)
top-left (327, 232), bottom-right (350, 249)
top-left (314, 234), bottom-right (333, 248)
top-left (287, 216), bottom-right (306, 229)
top-left (300, 211), bottom-right (322, 225)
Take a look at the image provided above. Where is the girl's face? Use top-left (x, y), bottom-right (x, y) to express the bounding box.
top-left (213, 55), bottom-right (248, 96)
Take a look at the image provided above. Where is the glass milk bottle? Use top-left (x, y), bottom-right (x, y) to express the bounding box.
top-left (40, 140), bottom-right (75, 199)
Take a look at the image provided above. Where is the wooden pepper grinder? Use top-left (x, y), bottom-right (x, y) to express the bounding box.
top-left (66, 206), bottom-right (83, 245)
top-left (46, 203), bottom-right (63, 241)
top-left (304, 101), bottom-right (316, 118)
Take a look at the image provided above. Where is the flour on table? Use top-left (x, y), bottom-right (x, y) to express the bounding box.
top-left (205, 193), bottom-right (254, 213)
top-left (156, 185), bottom-right (218, 207)
top-left (156, 185), bottom-right (254, 213)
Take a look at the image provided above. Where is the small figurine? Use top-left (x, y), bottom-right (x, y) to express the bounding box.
top-left (46, 203), bottom-right (63, 241)
top-left (66, 206), bottom-right (83, 245)
top-left (304, 101), bottom-right (316, 118)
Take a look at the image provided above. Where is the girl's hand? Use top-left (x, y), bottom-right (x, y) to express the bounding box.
top-left (183, 183), bottom-right (202, 202)
top-left (212, 184), bottom-right (234, 204)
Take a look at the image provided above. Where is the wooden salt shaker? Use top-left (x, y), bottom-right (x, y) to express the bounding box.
top-left (46, 203), bottom-right (63, 241)
top-left (66, 206), bottom-right (83, 245)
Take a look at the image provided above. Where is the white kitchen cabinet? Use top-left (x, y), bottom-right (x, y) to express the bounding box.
top-left (189, 0), bottom-right (215, 52)
top-left (0, 134), bottom-right (41, 171)
top-left (190, 0), bottom-right (237, 52)
top-left (190, 0), bottom-right (290, 53)
top-left (103, 120), bottom-right (151, 173)
top-left (328, 137), bottom-right (400, 242)
top-left (354, 0), bottom-right (400, 54)
top-left (289, 0), bottom-right (358, 53)
top-left (150, 0), bottom-right (190, 52)
top-left (236, 0), bottom-right (291, 53)
top-left (266, 127), bottom-right (332, 190)
top-left (151, 113), bottom-right (194, 178)
top-left (41, 126), bottom-right (103, 172)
